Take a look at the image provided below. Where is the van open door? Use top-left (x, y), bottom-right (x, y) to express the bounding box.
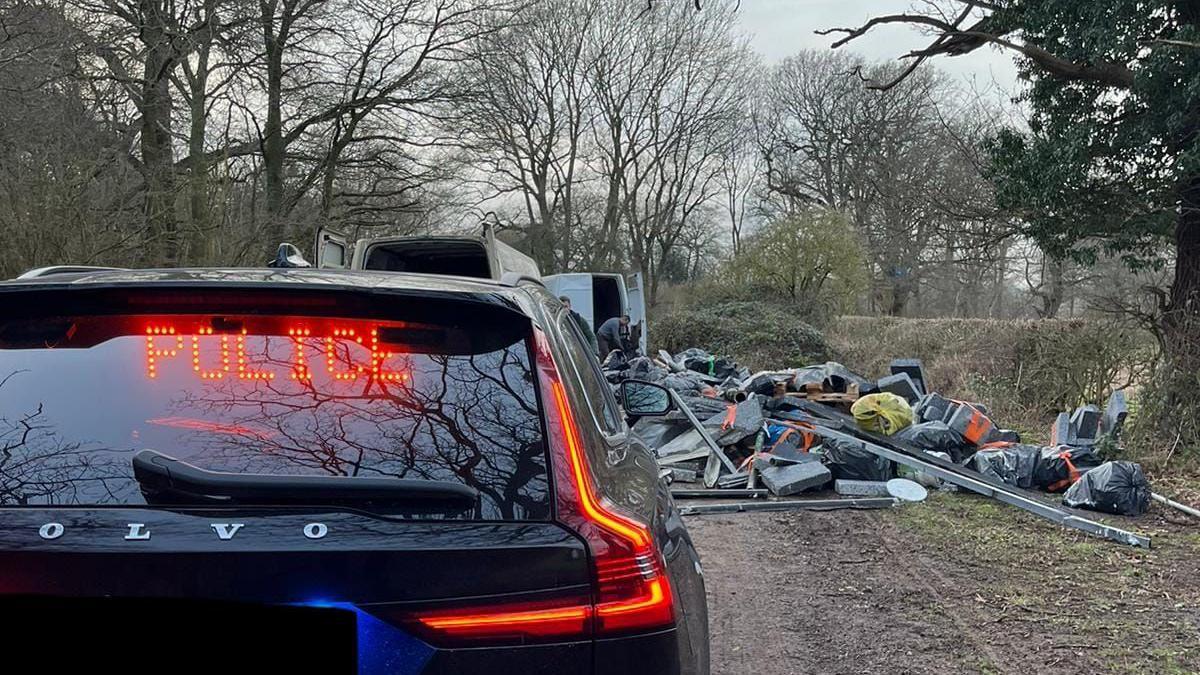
top-left (314, 227), bottom-right (350, 269)
top-left (543, 273), bottom-right (595, 327)
top-left (626, 272), bottom-right (648, 354)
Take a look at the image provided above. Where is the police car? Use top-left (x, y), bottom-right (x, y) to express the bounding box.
top-left (0, 237), bottom-right (709, 674)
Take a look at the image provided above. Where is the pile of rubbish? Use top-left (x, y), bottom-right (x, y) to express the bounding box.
top-left (604, 348), bottom-right (1185, 548)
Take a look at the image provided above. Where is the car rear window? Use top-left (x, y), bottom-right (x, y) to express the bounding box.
top-left (0, 312), bottom-right (549, 519)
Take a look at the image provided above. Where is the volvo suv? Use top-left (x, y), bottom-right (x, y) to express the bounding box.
top-left (0, 267), bottom-right (708, 674)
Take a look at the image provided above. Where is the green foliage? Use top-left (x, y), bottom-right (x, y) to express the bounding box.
top-left (985, 1), bottom-right (1200, 269)
top-left (1126, 362), bottom-right (1200, 470)
top-left (725, 209), bottom-right (867, 314)
top-left (653, 301), bottom-right (832, 370)
top-left (979, 3), bottom-right (1200, 466)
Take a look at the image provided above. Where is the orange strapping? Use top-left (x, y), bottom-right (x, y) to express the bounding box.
top-left (767, 423), bottom-right (817, 454)
top-left (720, 404), bottom-right (737, 430)
top-left (769, 428), bottom-right (797, 452)
top-left (1048, 450), bottom-right (1082, 492)
top-left (738, 453), bottom-right (760, 472)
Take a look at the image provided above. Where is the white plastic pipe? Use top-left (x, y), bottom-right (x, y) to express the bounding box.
top-left (1152, 493), bottom-right (1200, 519)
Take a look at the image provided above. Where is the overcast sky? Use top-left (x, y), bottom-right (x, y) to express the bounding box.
top-left (734, 0), bottom-right (1021, 95)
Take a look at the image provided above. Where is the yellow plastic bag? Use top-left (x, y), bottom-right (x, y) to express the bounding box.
top-left (851, 392), bottom-right (914, 435)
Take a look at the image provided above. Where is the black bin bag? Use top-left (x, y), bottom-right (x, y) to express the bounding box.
top-left (1062, 461), bottom-right (1151, 516)
top-left (967, 445), bottom-right (1041, 489)
top-left (821, 436), bottom-right (893, 481)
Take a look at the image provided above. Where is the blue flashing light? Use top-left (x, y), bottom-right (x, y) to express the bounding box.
top-left (299, 600), bottom-right (434, 674)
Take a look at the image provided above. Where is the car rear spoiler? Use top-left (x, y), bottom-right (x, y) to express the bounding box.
top-left (133, 450), bottom-right (480, 507)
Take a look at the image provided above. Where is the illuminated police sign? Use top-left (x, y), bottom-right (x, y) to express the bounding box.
top-left (143, 322), bottom-right (409, 383)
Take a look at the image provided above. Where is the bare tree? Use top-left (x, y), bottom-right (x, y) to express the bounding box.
top-left (593, 0), bottom-right (751, 302)
top-left (454, 0), bottom-right (597, 271)
top-left (758, 49), bottom-right (1016, 315)
top-left (717, 113), bottom-right (761, 256)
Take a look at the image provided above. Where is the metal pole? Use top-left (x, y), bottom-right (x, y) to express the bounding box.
top-left (789, 416), bottom-right (1152, 548)
top-left (679, 497), bottom-right (897, 515)
top-left (672, 489), bottom-right (768, 499)
top-left (668, 389), bottom-right (740, 476)
top-left (1152, 492), bottom-right (1200, 519)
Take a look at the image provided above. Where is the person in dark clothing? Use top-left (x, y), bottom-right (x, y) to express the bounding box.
top-left (596, 314), bottom-right (630, 359)
top-left (559, 296), bottom-right (599, 354)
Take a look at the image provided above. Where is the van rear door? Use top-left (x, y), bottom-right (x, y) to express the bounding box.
top-left (626, 272), bottom-right (647, 354)
top-left (543, 273), bottom-right (594, 326)
top-left (315, 226), bottom-right (351, 269)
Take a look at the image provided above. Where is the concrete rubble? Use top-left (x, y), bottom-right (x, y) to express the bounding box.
top-left (608, 347), bottom-right (1172, 547)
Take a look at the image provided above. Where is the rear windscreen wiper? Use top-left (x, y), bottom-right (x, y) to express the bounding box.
top-left (132, 449), bottom-right (479, 508)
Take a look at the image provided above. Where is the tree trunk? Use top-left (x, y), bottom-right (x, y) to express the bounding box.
top-left (599, 121), bottom-right (624, 268)
top-left (886, 267), bottom-right (914, 316)
top-left (320, 113), bottom-right (355, 224)
top-left (139, 0), bottom-right (177, 265)
top-left (1164, 172), bottom-right (1200, 366)
top-left (186, 9), bottom-right (214, 264)
top-left (529, 179), bottom-right (556, 272)
top-left (262, 3), bottom-right (286, 245)
top-left (1038, 256), bottom-right (1065, 319)
top-left (1160, 2), bottom-right (1200, 374)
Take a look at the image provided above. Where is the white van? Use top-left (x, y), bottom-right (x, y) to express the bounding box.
top-left (543, 272), bottom-right (647, 356)
top-left (314, 226), bottom-right (540, 281)
top-left (315, 227), bottom-right (647, 354)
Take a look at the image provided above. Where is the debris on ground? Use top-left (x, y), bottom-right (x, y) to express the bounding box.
top-left (968, 444), bottom-right (1042, 489)
top-left (885, 478), bottom-right (928, 503)
top-left (1062, 460), bottom-right (1151, 516)
top-left (850, 392), bottom-right (913, 435)
top-left (758, 460), bottom-right (832, 496)
top-left (614, 347), bottom-right (1176, 547)
top-left (894, 421), bottom-right (972, 463)
top-left (822, 436), bottom-right (894, 481)
top-left (834, 479), bottom-right (892, 497)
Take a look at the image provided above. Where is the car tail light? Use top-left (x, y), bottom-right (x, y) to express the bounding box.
top-left (395, 329), bottom-right (674, 647)
top-left (400, 595), bottom-right (594, 644)
top-left (532, 329), bottom-right (675, 635)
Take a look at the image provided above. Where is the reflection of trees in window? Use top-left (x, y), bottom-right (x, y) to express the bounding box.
top-left (0, 372), bottom-right (129, 505)
top-left (178, 339), bottom-right (549, 520)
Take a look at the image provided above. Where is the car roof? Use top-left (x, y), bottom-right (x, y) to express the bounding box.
top-left (5, 267), bottom-right (510, 291)
top-left (0, 267), bottom-right (549, 319)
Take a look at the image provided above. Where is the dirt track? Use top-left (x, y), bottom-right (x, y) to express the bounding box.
top-left (687, 493), bottom-right (1200, 675)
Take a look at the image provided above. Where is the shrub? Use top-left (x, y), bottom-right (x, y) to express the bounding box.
top-left (653, 300), bottom-right (833, 370)
top-left (724, 209), bottom-right (868, 316)
top-left (1125, 365), bottom-right (1200, 473)
top-left (825, 316), bottom-right (1156, 442)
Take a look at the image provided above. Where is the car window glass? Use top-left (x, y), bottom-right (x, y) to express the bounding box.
top-left (556, 311), bottom-right (622, 434)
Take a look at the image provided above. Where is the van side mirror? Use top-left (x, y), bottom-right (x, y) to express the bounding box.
top-left (620, 380), bottom-right (673, 417)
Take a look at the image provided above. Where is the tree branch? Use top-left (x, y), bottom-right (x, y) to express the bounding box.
top-left (819, 13), bottom-right (1136, 90)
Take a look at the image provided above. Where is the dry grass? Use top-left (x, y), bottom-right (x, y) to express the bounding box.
top-left (893, 492), bottom-right (1200, 674)
top-left (826, 316), bottom-right (1156, 443)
